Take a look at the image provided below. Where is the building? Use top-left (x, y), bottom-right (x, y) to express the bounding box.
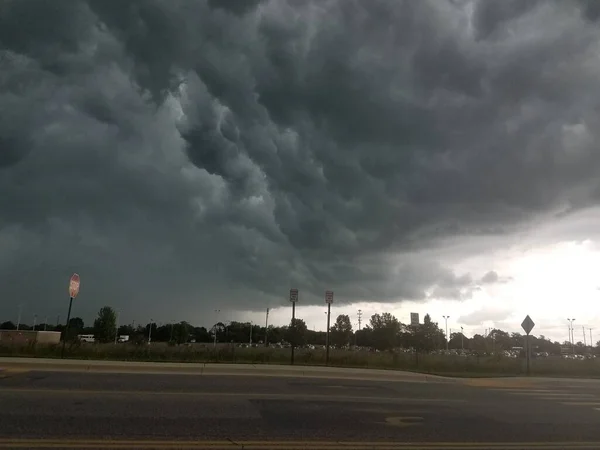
top-left (0, 330), bottom-right (61, 346)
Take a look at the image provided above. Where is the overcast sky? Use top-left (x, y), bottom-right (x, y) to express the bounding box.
top-left (2, 0), bottom-right (600, 342)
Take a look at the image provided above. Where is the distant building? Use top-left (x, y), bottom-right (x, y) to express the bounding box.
top-left (0, 330), bottom-right (61, 346)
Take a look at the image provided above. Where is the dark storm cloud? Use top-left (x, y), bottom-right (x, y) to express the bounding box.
top-left (1, 0), bottom-right (600, 323)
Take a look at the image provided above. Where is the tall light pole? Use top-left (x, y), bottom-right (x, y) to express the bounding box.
top-left (114, 311), bottom-right (119, 345)
top-left (16, 304), bottom-right (23, 331)
top-left (461, 326), bottom-right (464, 351)
top-left (249, 321), bottom-right (253, 345)
top-left (567, 318), bottom-right (575, 354)
top-left (44, 316), bottom-right (48, 331)
top-left (265, 308), bottom-right (270, 347)
top-left (590, 328), bottom-right (594, 349)
top-left (442, 315), bottom-right (450, 351)
top-left (213, 309), bottom-right (220, 348)
top-left (32, 315), bottom-right (37, 331)
top-left (148, 319), bottom-right (153, 344)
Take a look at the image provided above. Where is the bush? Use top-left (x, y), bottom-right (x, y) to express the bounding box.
top-left (2, 343), bottom-right (600, 378)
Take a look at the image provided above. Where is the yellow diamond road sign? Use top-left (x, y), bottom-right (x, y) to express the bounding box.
top-left (521, 315), bottom-right (535, 335)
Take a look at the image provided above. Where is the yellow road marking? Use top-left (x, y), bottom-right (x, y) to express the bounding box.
top-left (1, 441), bottom-right (600, 449)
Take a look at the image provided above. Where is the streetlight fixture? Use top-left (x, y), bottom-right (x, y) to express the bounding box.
top-left (442, 315), bottom-right (450, 351)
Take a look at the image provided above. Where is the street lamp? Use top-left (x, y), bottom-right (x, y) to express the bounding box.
top-left (461, 326), bottom-right (464, 351)
top-left (148, 319), bottom-right (153, 344)
top-left (213, 309), bottom-right (220, 348)
top-left (567, 318), bottom-right (576, 354)
top-left (442, 315), bottom-right (450, 351)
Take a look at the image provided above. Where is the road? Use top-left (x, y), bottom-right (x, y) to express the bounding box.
top-left (1, 362), bottom-right (600, 449)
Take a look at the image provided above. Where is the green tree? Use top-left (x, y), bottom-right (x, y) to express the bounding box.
top-left (173, 321), bottom-right (190, 344)
top-left (285, 318), bottom-right (308, 347)
top-left (370, 312), bottom-right (400, 350)
top-left (0, 321), bottom-right (16, 330)
top-left (68, 317), bottom-right (84, 331)
top-left (93, 306), bottom-right (117, 343)
top-left (330, 314), bottom-right (353, 347)
top-left (408, 314), bottom-right (446, 352)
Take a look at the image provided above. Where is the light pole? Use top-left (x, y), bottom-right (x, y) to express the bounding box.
top-left (567, 318), bottom-right (575, 354)
top-left (249, 321), bottom-right (253, 345)
top-left (265, 308), bottom-right (270, 347)
top-left (44, 316), bottom-right (48, 331)
top-left (16, 304), bottom-right (22, 331)
top-left (442, 315), bottom-right (450, 351)
top-left (148, 319), bottom-right (153, 344)
top-left (213, 309), bottom-right (220, 348)
top-left (461, 326), bottom-right (464, 351)
top-left (590, 328), bottom-right (594, 349)
top-left (114, 311), bottom-right (119, 345)
top-left (33, 315), bottom-right (37, 331)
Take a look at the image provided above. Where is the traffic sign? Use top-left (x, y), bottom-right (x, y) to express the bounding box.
top-left (289, 288), bottom-right (298, 303)
top-left (69, 273), bottom-right (80, 299)
top-left (325, 290), bottom-right (334, 304)
top-left (410, 313), bottom-right (419, 326)
top-left (521, 315), bottom-right (535, 335)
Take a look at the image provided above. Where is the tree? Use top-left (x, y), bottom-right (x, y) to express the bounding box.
top-left (0, 321), bottom-right (16, 330)
top-left (93, 306), bottom-right (117, 343)
top-left (407, 314), bottom-right (445, 352)
top-left (330, 314), bottom-right (353, 347)
top-left (68, 317), bottom-right (84, 331)
top-left (285, 318), bottom-right (307, 347)
top-left (370, 312), bottom-right (400, 350)
top-left (172, 321), bottom-right (190, 344)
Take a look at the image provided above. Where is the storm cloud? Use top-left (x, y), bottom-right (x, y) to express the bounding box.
top-left (1, 0), bottom-right (600, 323)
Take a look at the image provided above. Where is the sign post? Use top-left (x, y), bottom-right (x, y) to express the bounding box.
top-left (61, 273), bottom-right (81, 359)
top-left (325, 291), bottom-right (334, 365)
top-left (521, 315), bottom-right (535, 376)
top-left (289, 288), bottom-right (298, 365)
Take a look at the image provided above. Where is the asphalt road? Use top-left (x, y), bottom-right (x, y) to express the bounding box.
top-left (2, 368), bottom-right (600, 449)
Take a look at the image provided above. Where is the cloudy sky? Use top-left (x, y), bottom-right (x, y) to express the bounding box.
top-left (2, 0), bottom-right (600, 342)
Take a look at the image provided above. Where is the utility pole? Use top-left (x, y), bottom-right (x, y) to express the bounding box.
top-left (44, 316), bottom-right (48, 331)
top-left (442, 315), bottom-right (450, 351)
top-left (148, 319), bottom-right (153, 344)
top-left (357, 309), bottom-right (362, 330)
top-left (583, 326), bottom-right (587, 347)
top-left (590, 328), bottom-right (594, 349)
top-left (249, 321), bottom-right (253, 345)
top-left (265, 308), bottom-right (270, 347)
top-left (32, 315), bottom-right (37, 331)
top-left (461, 326), bottom-right (464, 351)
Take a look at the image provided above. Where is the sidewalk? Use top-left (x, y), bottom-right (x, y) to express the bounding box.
top-left (0, 357), bottom-right (457, 383)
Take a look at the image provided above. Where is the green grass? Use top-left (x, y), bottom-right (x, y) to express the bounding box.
top-left (2, 343), bottom-right (600, 378)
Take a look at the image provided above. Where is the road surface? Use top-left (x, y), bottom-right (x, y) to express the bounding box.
top-left (1, 363), bottom-right (600, 449)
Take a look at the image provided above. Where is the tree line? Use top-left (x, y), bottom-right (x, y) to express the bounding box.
top-left (2, 306), bottom-right (597, 355)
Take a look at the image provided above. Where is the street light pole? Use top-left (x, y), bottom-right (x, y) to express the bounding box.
top-left (442, 315), bottom-right (450, 351)
top-left (148, 319), bottom-right (153, 344)
top-left (265, 308), bottom-right (270, 347)
top-left (461, 326), bottom-right (464, 351)
top-left (213, 309), bottom-right (220, 348)
top-left (567, 318), bottom-right (575, 354)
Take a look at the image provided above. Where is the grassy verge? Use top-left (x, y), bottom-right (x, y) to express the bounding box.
top-left (2, 343), bottom-right (600, 378)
